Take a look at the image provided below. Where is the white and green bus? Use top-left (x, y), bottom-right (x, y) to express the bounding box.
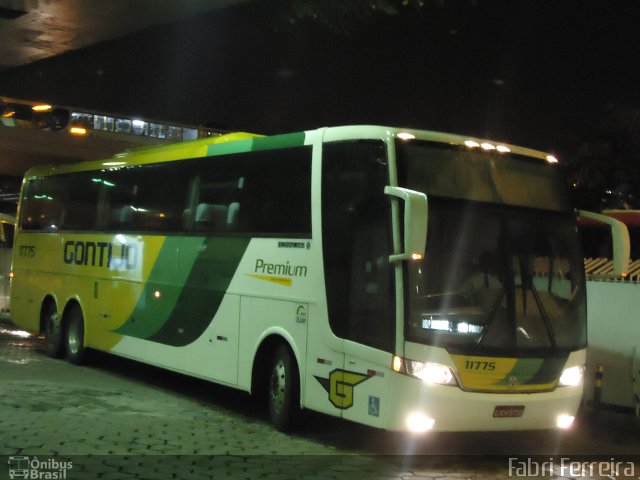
top-left (10, 125), bottom-right (587, 433)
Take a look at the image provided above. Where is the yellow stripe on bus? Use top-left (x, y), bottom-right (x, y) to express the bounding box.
top-left (246, 273), bottom-right (292, 287)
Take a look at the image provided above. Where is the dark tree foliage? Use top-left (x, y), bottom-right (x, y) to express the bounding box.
top-left (271, 0), bottom-right (478, 33)
top-left (566, 104), bottom-right (640, 211)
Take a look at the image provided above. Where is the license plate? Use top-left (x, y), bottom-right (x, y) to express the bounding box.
top-left (493, 405), bottom-right (525, 418)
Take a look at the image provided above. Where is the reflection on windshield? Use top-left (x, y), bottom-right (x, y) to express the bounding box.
top-left (406, 200), bottom-right (587, 353)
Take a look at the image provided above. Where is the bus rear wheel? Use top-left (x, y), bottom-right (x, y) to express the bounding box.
top-left (43, 302), bottom-right (63, 358)
top-left (268, 345), bottom-right (300, 432)
top-left (65, 305), bottom-right (87, 365)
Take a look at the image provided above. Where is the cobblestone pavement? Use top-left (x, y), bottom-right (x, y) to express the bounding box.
top-left (1, 317), bottom-right (638, 479)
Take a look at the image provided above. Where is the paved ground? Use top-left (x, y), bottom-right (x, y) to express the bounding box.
top-left (1, 317), bottom-right (638, 479)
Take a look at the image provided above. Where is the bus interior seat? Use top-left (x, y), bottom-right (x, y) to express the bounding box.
top-left (227, 202), bottom-right (240, 230)
top-left (195, 203), bottom-right (229, 231)
top-left (110, 205), bottom-right (133, 227)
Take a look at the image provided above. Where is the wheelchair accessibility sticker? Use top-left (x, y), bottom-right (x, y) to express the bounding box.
top-left (368, 396), bottom-right (380, 417)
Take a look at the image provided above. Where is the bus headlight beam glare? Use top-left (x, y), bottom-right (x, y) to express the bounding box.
top-left (556, 414), bottom-right (575, 429)
top-left (406, 412), bottom-right (435, 433)
top-left (559, 366), bottom-right (584, 387)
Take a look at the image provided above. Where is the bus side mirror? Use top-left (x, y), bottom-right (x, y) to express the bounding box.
top-left (384, 186), bottom-right (428, 263)
top-left (578, 210), bottom-right (630, 277)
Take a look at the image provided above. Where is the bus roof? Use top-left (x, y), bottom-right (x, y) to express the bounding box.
top-left (23, 125), bottom-right (554, 178)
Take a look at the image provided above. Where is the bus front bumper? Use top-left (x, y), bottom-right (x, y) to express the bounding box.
top-left (385, 373), bottom-right (583, 433)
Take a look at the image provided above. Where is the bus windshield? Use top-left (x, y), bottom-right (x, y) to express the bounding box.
top-left (397, 141), bottom-right (586, 353)
top-left (395, 140), bottom-right (570, 212)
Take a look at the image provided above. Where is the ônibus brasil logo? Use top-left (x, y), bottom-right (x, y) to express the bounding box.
top-left (7, 456), bottom-right (73, 479)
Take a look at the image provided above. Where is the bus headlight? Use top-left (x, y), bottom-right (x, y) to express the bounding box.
top-left (393, 356), bottom-right (457, 386)
top-left (409, 361), bottom-right (455, 385)
top-left (558, 366), bottom-right (584, 387)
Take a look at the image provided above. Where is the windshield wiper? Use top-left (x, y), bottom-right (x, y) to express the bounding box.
top-left (521, 264), bottom-right (557, 348)
top-left (475, 286), bottom-right (505, 346)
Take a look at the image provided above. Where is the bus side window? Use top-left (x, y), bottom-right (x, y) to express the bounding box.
top-left (190, 148), bottom-right (311, 236)
top-left (192, 176), bottom-right (240, 233)
top-left (62, 172), bottom-right (101, 230)
top-left (20, 179), bottom-right (65, 231)
top-left (105, 184), bottom-right (136, 230)
top-left (195, 203), bottom-right (231, 231)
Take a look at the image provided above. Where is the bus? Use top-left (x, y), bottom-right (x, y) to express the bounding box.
top-left (10, 125), bottom-right (587, 433)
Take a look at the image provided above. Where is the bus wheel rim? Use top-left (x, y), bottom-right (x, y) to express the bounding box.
top-left (46, 312), bottom-right (57, 336)
top-left (270, 360), bottom-right (286, 414)
top-left (68, 323), bottom-right (79, 355)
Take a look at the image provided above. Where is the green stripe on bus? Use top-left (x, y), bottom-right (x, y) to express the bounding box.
top-left (147, 236), bottom-right (251, 346)
top-left (204, 132), bottom-right (305, 158)
top-left (206, 139), bottom-right (254, 157)
top-left (498, 357), bottom-right (565, 386)
top-left (113, 236), bottom-right (203, 339)
top-left (497, 358), bottom-right (543, 385)
top-left (251, 132), bottom-right (305, 151)
top-left (524, 357), bottom-right (566, 385)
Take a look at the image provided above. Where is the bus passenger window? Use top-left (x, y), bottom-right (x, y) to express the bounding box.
top-left (20, 179), bottom-right (65, 231)
top-left (195, 203), bottom-right (231, 231)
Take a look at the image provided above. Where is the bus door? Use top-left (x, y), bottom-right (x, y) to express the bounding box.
top-left (341, 210), bottom-right (395, 428)
top-left (316, 139), bottom-right (394, 425)
top-left (0, 218), bottom-right (15, 312)
top-left (310, 205), bottom-right (395, 425)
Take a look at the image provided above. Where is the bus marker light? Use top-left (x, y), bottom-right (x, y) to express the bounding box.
top-left (1, 105), bottom-right (15, 117)
top-left (154, 290), bottom-right (161, 299)
top-left (70, 127), bottom-right (87, 135)
top-left (397, 132), bottom-right (415, 140)
top-left (406, 412), bottom-right (434, 433)
top-left (556, 414), bottom-right (575, 429)
top-left (411, 253), bottom-right (423, 260)
top-left (496, 145), bottom-right (511, 153)
top-left (481, 143), bottom-right (496, 150)
top-left (464, 140), bottom-right (480, 148)
top-left (32, 104), bottom-right (52, 112)
top-left (546, 155), bottom-right (559, 164)
top-left (392, 355), bottom-right (403, 372)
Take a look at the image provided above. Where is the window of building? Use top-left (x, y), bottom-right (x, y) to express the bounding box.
top-left (93, 115), bottom-right (114, 131)
top-left (115, 118), bottom-right (132, 134)
top-left (70, 112), bottom-right (93, 129)
top-left (132, 120), bottom-right (148, 136)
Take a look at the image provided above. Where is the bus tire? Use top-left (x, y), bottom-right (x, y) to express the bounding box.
top-left (65, 305), bottom-right (87, 365)
top-left (43, 301), bottom-right (63, 358)
top-left (268, 344), bottom-right (300, 432)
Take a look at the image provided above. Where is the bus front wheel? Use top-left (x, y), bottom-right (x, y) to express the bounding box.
top-left (65, 305), bottom-right (87, 365)
top-left (268, 345), bottom-right (300, 432)
top-left (43, 302), bottom-right (63, 358)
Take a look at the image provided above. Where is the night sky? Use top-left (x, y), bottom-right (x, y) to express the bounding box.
top-left (0, 0), bottom-right (639, 158)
